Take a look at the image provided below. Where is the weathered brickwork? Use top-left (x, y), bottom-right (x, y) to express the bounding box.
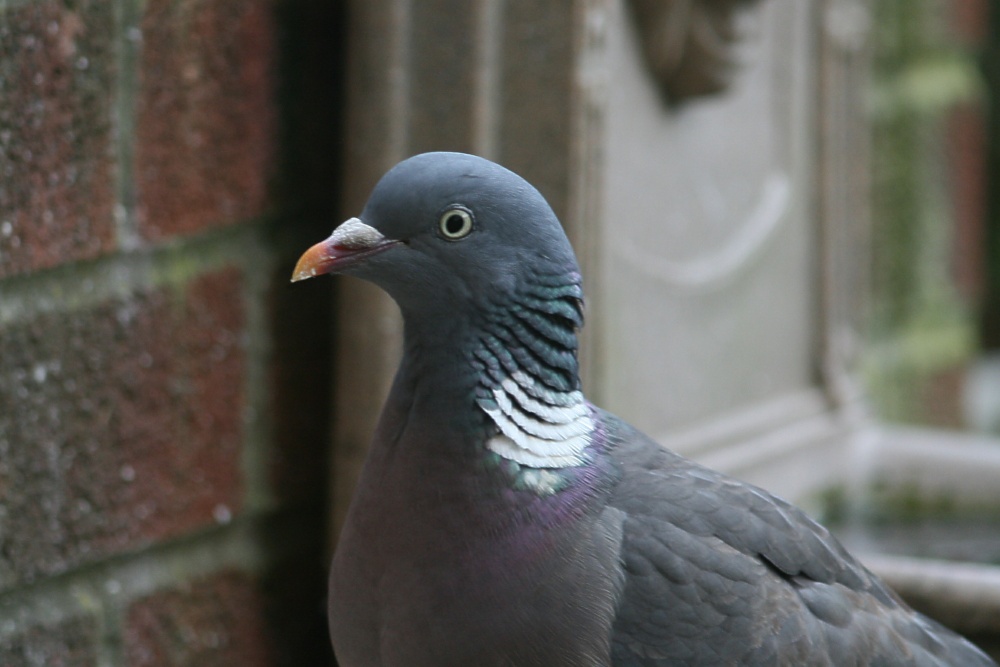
top-left (125, 571), bottom-right (274, 667)
top-left (0, 614), bottom-right (100, 667)
top-left (0, 0), bottom-right (116, 278)
top-left (135, 0), bottom-right (278, 240)
top-left (0, 0), bottom-right (333, 663)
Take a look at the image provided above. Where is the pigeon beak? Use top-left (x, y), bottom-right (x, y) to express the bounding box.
top-left (291, 218), bottom-right (401, 282)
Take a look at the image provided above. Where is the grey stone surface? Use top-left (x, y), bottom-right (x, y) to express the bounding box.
top-left (593, 0), bottom-right (817, 441)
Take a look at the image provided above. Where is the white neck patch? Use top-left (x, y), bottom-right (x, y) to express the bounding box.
top-left (479, 371), bottom-right (593, 468)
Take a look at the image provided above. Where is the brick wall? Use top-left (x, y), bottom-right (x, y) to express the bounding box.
top-left (0, 0), bottom-right (339, 664)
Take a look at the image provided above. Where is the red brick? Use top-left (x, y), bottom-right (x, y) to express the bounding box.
top-left (0, 0), bottom-right (116, 278)
top-left (946, 103), bottom-right (986, 302)
top-left (0, 615), bottom-right (99, 667)
top-left (135, 0), bottom-right (278, 240)
top-left (916, 365), bottom-right (968, 430)
top-left (125, 571), bottom-right (274, 667)
top-left (949, 0), bottom-right (988, 45)
top-left (0, 268), bottom-right (245, 586)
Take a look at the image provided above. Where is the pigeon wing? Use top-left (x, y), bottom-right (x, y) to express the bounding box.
top-left (599, 412), bottom-right (996, 666)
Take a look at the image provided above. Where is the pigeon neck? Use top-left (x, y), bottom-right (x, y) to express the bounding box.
top-left (470, 272), bottom-right (596, 472)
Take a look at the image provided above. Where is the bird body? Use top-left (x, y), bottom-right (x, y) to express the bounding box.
top-left (293, 152), bottom-right (996, 666)
top-left (328, 293), bottom-right (623, 666)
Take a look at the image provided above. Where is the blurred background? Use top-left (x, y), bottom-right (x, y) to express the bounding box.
top-left (867, 0), bottom-right (988, 432)
top-left (1, 0), bottom-right (999, 664)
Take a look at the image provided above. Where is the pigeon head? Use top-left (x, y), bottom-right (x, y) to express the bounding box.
top-left (295, 153), bottom-right (592, 471)
top-left (292, 152), bottom-right (581, 321)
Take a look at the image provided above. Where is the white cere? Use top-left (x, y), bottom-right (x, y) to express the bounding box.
top-left (330, 218), bottom-right (387, 249)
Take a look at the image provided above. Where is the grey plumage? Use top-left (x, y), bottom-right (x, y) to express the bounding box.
top-left (292, 152), bottom-right (996, 666)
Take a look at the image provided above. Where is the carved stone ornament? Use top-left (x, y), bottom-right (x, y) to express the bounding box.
top-left (626, 0), bottom-right (765, 105)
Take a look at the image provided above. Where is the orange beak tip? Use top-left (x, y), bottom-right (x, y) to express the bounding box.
top-left (290, 268), bottom-right (316, 283)
top-left (290, 240), bottom-right (332, 283)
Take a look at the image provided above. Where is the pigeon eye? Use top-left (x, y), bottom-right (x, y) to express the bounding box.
top-left (438, 207), bottom-right (474, 240)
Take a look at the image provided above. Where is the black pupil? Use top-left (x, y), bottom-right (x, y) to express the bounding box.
top-left (445, 214), bottom-right (466, 235)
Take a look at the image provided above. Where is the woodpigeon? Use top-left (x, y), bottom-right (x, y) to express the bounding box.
top-left (293, 152), bottom-right (996, 666)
